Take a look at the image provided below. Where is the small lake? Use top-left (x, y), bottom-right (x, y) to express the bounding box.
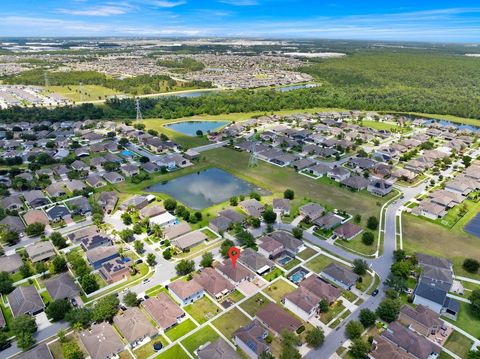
top-left (465, 212), bottom-right (480, 238)
top-left (165, 121), bottom-right (228, 136)
top-left (171, 90), bottom-right (218, 98)
top-left (145, 168), bottom-right (259, 210)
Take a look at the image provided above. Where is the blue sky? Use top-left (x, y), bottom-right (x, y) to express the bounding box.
top-left (1, 0), bottom-right (480, 41)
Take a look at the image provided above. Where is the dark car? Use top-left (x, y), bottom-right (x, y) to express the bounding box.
top-left (0, 341), bottom-right (11, 351)
top-left (371, 289), bottom-right (379, 297)
top-left (153, 341), bottom-right (163, 351)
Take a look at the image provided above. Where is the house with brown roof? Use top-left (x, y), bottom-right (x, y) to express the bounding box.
top-left (23, 209), bottom-right (49, 226)
top-left (0, 253), bottom-right (24, 274)
top-left (113, 307), bottom-right (158, 347)
top-left (300, 275), bottom-right (341, 305)
top-left (172, 231), bottom-right (207, 251)
top-left (370, 335), bottom-right (415, 359)
top-left (168, 278), bottom-right (205, 306)
top-left (79, 322), bottom-right (124, 359)
top-left (164, 222), bottom-right (191, 241)
top-left (239, 199), bottom-right (265, 218)
top-left (282, 286), bottom-right (320, 320)
top-left (99, 257), bottom-right (132, 284)
top-left (238, 248), bottom-right (275, 275)
top-left (194, 267), bottom-right (235, 300)
top-left (272, 198), bottom-right (290, 216)
top-left (398, 305), bottom-right (444, 337)
top-left (142, 292), bottom-right (185, 330)
top-left (197, 338), bottom-right (240, 359)
top-left (233, 320), bottom-right (270, 359)
top-left (299, 203), bottom-right (325, 221)
top-left (256, 303), bottom-right (302, 336)
top-left (258, 236), bottom-right (284, 259)
top-left (216, 259), bottom-right (255, 284)
top-left (333, 222), bottom-right (363, 241)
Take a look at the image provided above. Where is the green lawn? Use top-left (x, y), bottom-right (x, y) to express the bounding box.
top-left (356, 273), bottom-right (374, 292)
top-left (211, 308), bottom-right (251, 341)
top-left (0, 302), bottom-right (14, 335)
top-left (184, 296), bottom-right (222, 324)
top-left (46, 85), bottom-right (122, 102)
top-left (153, 344), bottom-right (190, 359)
top-left (304, 254), bottom-right (339, 273)
top-left (262, 267), bottom-right (284, 282)
top-left (263, 279), bottom-right (296, 303)
top-left (297, 247), bottom-right (318, 261)
top-left (181, 325), bottom-right (220, 355)
top-left (320, 301), bottom-right (346, 324)
top-left (283, 258), bottom-right (301, 271)
top-left (443, 301), bottom-right (480, 338)
top-left (165, 318), bottom-right (197, 341)
top-left (221, 289), bottom-right (245, 304)
top-left (134, 336), bottom-right (168, 358)
top-left (443, 330), bottom-right (473, 359)
top-left (239, 293), bottom-right (272, 317)
top-left (335, 232), bottom-right (377, 256)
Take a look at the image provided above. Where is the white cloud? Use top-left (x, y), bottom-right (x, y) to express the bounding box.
top-left (147, 0), bottom-right (186, 7)
top-left (57, 3), bottom-right (135, 16)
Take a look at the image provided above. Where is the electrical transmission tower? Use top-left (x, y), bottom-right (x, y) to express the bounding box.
top-left (44, 72), bottom-right (50, 87)
top-left (79, 82), bottom-right (85, 102)
top-left (248, 140), bottom-right (258, 167)
top-left (136, 99), bottom-right (143, 121)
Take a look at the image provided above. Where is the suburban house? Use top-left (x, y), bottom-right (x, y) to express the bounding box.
top-left (23, 190), bottom-right (49, 208)
top-left (0, 253), bottom-right (24, 273)
top-left (45, 205), bottom-right (71, 222)
top-left (8, 285), bottom-right (44, 317)
top-left (26, 241), bottom-right (56, 263)
top-left (239, 199), bottom-right (265, 218)
top-left (282, 286), bottom-right (321, 320)
top-left (341, 175), bottom-right (369, 191)
top-left (320, 263), bottom-right (358, 290)
top-left (368, 179), bottom-right (394, 197)
top-left (398, 305), bottom-right (444, 337)
top-left (313, 213), bottom-right (343, 230)
top-left (45, 273), bottom-right (81, 301)
top-left (164, 222), bottom-right (192, 241)
top-left (327, 167), bottom-right (350, 182)
top-left (113, 307), bottom-right (158, 347)
top-left (99, 257), bottom-right (132, 284)
top-left (299, 203), bottom-right (325, 221)
top-left (233, 320), bottom-right (270, 359)
top-left (0, 216), bottom-right (26, 235)
top-left (268, 231), bottom-right (306, 255)
top-left (97, 191), bottom-right (118, 214)
top-left (119, 195), bottom-right (149, 210)
top-left (256, 303), bottom-right (302, 336)
top-left (16, 344), bottom-right (54, 359)
top-left (300, 275), bottom-right (341, 304)
top-left (194, 267), bottom-right (235, 300)
top-left (66, 197), bottom-right (92, 215)
top-left (238, 248), bottom-right (275, 275)
top-left (79, 322), bottom-right (124, 359)
top-left (142, 292), bottom-right (185, 330)
top-left (370, 335), bottom-right (416, 359)
top-left (197, 338), bottom-right (241, 359)
top-left (85, 245), bottom-right (120, 269)
top-left (86, 174), bottom-right (107, 188)
top-left (333, 222), bottom-right (363, 241)
top-left (209, 215), bottom-right (233, 233)
top-left (168, 278), bottom-right (205, 306)
top-left (1, 195), bottom-right (23, 211)
top-left (103, 171), bottom-right (125, 184)
top-left (272, 198), bottom-right (291, 216)
top-left (258, 236), bottom-right (285, 259)
top-left (172, 231), bottom-right (207, 251)
top-left (139, 205), bottom-right (166, 219)
top-left (216, 259), bottom-right (256, 284)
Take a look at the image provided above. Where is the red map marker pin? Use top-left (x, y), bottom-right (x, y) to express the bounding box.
top-left (228, 247), bottom-right (241, 268)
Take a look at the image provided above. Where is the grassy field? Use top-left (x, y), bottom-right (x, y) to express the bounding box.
top-left (402, 214), bottom-right (480, 279)
top-left (320, 301), bottom-right (346, 324)
top-left (165, 318), bottom-right (197, 341)
top-left (297, 247), bottom-right (318, 261)
top-left (239, 293), bottom-right (272, 317)
top-left (263, 267), bottom-right (284, 282)
top-left (211, 308), bottom-right (251, 341)
top-left (443, 301), bottom-right (480, 338)
top-left (222, 289), bottom-right (245, 303)
top-left (443, 330), bottom-right (473, 359)
top-left (335, 233), bottom-right (377, 256)
top-left (181, 325), bottom-right (220, 355)
top-left (360, 120), bottom-right (407, 132)
top-left (263, 279), bottom-right (296, 303)
top-left (46, 85), bottom-right (122, 102)
top-left (184, 296), bottom-right (222, 324)
top-left (134, 336), bottom-right (168, 358)
top-left (153, 344), bottom-right (190, 359)
top-left (305, 254), bottom-right (348, 274)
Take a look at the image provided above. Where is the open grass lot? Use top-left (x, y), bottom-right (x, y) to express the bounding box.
top-left (211, 308), bottom-right (251, 341)
top-left (46, 85), bottom-right (122, 102)
top-left (443, 301), bottom-right (480, 338)
top-left (282, 258), bottom-right (301, 270)
top-left (263, 267), bottom-right (284, 282)
top-left (184, 296), bottom-right (222, 324)
top-left (153, 344), bottom-right (190, 359)
top-left (134, 336), bottom-right (168, 358)
top-left (335, 234), bottom-right (377, 256)
top-left (298, 247), bottom-right (318, 261)
top-left (239, 293), bottom-right (272, 317)
top-left (203, 148), bottom-right (387, 219)
top-left (360, 120), bottom-right (408, 133)
top-left (443, 330), bottom-right (473, 359)
top-left (304, 254), bottom-right (348, 273)
top-left (402, 214), bottom-right (480, 280)
top-left (181, 325), bottom-right (220, 355)
top-left (263, 279), bottom-right (296, 303)
top-left (165, 318), bottom-right (197, 341)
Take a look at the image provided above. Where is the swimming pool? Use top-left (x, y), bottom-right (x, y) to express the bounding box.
top-left (289, 268), bottom-right (309, 284)
top-left (277, 255), bottom-right (293, 266)
top-left (121, 150), bottom-right (133, 156)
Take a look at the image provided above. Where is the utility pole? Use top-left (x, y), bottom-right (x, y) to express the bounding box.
top-left (136, 98), bottom-right (143, 121)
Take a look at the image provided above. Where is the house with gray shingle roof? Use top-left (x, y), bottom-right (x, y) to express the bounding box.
top-left (8, 285), bottom-right (44, 317)
top-left (45, 273), bottom-right (80, 301)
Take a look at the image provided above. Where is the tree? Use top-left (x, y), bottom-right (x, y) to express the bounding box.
top-left (61, 340), bottom-right (84, 359)
top-left (280, 331), bottom-right (301, 359)
top-left (123, 291), bottom-right (139, 307)
top-left (384, 274), bottom-right (408, 293)
top-left (305, 327), bottom-right (324, 348)
top-left (121, 212), bottom-right (132, 225)
top-left (367, 216), bottom-right (379, 230)
top-left (164, 198), bottom-right (177, 211)
top-left (470, 290), bottom-right (480, 318)
top-left (200, 252), bottom-right (214, 268)
top-left (361, 231), bottom-right (374, 245)
top-left (81, 274), bottom-right (99, 294)
top-left (359, 308), bottom-right (377, 328)
top-left (390, 260), bottom-right (411, 279)
top-left (162, 247), bottom-right (172, 260)
top-left (134, 240), bottom-right (144, 253)
top-left (35, 261), bottom-right (48, 277)
top-left (50, 232), bottom-right (67, 249)
top-left (1, 229), bottom-right (19, 245)
top-left (319, 298), bottom-right (329, 313)
top-left (147, 253), bottom-right (157, 266)
top-left (376, 298), bottom-right (401, 322)
top-left (0, 271), bottom-right (14, 294)
top-left (292, 227), bottom-right (303, 239)
top-left (467, 350), bottom-right (480, 359)
top-left (345, 320), bottom-right (364, 339)
top-left (92, 295), bottom-right (119, 322)
top-left (176, 259), bottom-right (195, 276)
top-left (25, 222), bottom-right (45, 236)
top-left (119, 229), bottom-right (134, 242)
top-left (51, 256), bottom-right (68, 273)
top-left (284, 189), bottom-right (295, 200)
top-left (262, 208), bottom-right (277, 224)
top-left (393, 249), bottom-right (406, 262)
top-left (463, 155), bottom-right (472, 168)
top-left (463, 258), bottom-right (480, 274)
top-left (236, 229), bottom-right (255, 248)
top-left (20, 264), bottom-right (33, 278)
top-left (0, 331), bottom-right (10, 350)
top-left (353, 214), bottom-right (362, 224)
top-left (12, 315), bottom-right (37, 350)
top-left (65, 308), bottom-right (92, 328)
top-left (220, 239), bottom-right (234, 258)
top-left (349, 339), bottom-right (371, 359)
top-left (230, 196), bottom-right (238, 206)
top-left (353, 259), bottom-right (368, 276)
top-left (46, 299), bottom-right (72, 322)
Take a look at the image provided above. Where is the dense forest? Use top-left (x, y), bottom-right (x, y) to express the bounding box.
top-left (156, 57), bottom-right (205, 72)
top-left (2, 70), bottom-right (212, 95)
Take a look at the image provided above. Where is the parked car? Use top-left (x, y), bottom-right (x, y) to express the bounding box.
top-left (371, 289), bottom-right (379, 296)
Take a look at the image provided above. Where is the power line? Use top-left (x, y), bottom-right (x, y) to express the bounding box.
top-left (136, 99), bottom-right (143, 121)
